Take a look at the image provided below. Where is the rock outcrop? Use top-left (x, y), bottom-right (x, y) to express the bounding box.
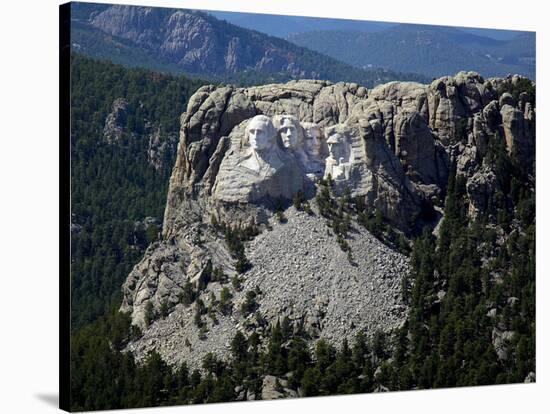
top-left (147, 127), bottom-right (178, 171)
top-left (103, 98), bottom-right (129, 143)
top-left (120, 72), bottom-right (535, 372)
top-left (163, 79), bottom-right (428, 238)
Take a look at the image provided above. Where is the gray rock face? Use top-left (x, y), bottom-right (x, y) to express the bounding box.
top-left (501, 103), bottom-right (535, 167)
top-left (91, 7), bottom-right (222, 74)
top-left (352, 118), bottom-right (421, 230)
top-left (482, 100), bottom-right (501, 132)
top-left (393, 109), bottom-right (438, 184)
top-left (427, 72), bottom-right (495, 145)
top-left (121, 73), bottom-right (535, 370)
top-left (524, 371), bottom-right (536, 383)
top-left (211, 117), bottom-right (306, 205)
top-left (261, 375), bottom-right (298, 400)
top-left (457, 144), bottom-right (478, 178)
top-left (147, 127), bottom-right (178, 170)
top-left (492, 328), bottom-right (516, 361)
top-left (120, 241), bottom-right (184, 326)
top-left (499, 92), bottom-right (515, 107)
top-left (466, 167), bottom-right (497, 219)
top-left (163, 84), bottom-right (255, 234)
top-left (163, 79), bottom-right (434, 237)
top-left (103, 98), bottom-right (129, 143)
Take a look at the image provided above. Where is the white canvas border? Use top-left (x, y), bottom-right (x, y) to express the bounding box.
top-left (0, 0), bottom-right (546, 412)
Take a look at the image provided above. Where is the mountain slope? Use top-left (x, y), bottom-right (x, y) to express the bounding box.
top-left (288, 25), bottom-right (535, 79)
top-left (70, 3), bottom-right (428, 87)
top-left (126, 205), bottom-right (409, 370)
top-left (70, 54), bottom-right (205, 329)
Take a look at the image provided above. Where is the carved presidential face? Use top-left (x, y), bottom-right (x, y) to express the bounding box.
top-left (304, 124), bottom-right (323, 156)
top-left (327, 133), bottom-right (344, 161)
top-left (279, 117), bottom-right (300, 150)
top-left (247, 116), bottom-right (276, 152)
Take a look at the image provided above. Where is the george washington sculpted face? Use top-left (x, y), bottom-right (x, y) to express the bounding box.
top-left (246, 115), bottom-right (276, 152)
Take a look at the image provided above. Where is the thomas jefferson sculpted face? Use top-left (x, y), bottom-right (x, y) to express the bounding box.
top-left (278, 117), bottom-right (300, 150)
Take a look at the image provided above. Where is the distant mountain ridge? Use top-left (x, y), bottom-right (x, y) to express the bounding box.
top-left (208, 10), bottom-right (396, 38)
top-left (208, 10), bottom-right (526, 41)
top-left (287, 24), bottom-right (535, 79)
top-left (70, 3), bottom-right (428, 87)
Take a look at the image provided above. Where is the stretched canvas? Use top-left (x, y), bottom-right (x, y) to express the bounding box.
top-left (60, 1), bottom-right (536, 411)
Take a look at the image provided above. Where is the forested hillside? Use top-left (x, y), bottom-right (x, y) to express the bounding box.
top-left (70, 54), bottom-right (205, 329)
top-left (390, 151), bottom-right (535, 388)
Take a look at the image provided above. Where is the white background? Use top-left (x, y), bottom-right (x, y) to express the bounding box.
top-left (0, 0), bottom-right (547, 412)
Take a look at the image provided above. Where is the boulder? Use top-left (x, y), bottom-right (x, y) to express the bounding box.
top-left (524, 372), bottom-right (536, 383)
top-left (261, 375), bottom-right (298, 400)
top-left (492, 328), bottom-right (516, 361)
top-left (499, 92), bottom-right (515, 107)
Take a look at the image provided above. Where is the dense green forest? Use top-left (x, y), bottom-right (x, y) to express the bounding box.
top-left (69, 54), bottom-right (535, 410)
top-left (70, 54), bottom-right (205, 329)
top-left (386, 145), bottom-right (535, 388)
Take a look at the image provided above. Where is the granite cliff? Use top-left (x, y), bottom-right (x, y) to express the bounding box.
top-left (119, 72), bottom-right (535, 370)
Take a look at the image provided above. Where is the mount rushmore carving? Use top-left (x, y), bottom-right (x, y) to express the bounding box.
top-left (212, 113), bottom-right (358, 205)
top-left (161, 73), bottom-right (534, 241)
top-left (119, 74), bottom-right (535, 369)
